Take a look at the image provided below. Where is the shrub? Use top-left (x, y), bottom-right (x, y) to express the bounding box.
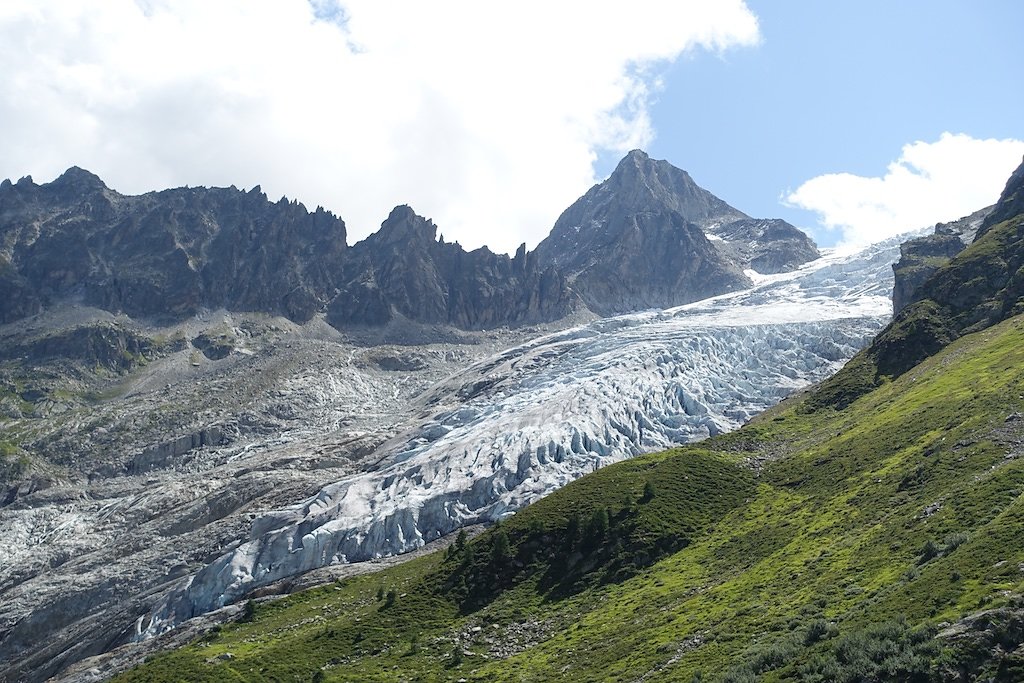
top-left (239, 599), bottom-right (256, 623)
top-left (942, 531), bottom-right (969, 554)
top-left (805, 618), bottom-right (832, 645)
top-left (918, 539), bottom-right (941, 564)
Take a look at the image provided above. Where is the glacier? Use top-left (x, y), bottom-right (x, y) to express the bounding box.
top-left (140, 236), bottom-right (902, 637)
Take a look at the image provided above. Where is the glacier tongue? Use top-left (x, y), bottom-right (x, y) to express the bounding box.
top-left (142, 237), bottom-right (900, 636)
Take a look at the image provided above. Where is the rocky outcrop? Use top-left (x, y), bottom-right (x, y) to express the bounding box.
top-left (891, 206), bottom-right (992, 314)
top-left (891, 233), bottom-right (967, 314)
top-left (978, 156), bottom-right (1024, 237)
top-left (129, 426), bottom-right (231, 474)
top-left (936, 606), bottom-right (1024, 681)
top-left (0, 322), bottom-right (178, 372)
top-left (708, 218), bottom-right (820, 274)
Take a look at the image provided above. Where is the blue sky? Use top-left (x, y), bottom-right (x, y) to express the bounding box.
top-left (626, 0), bottom-right (1024, 245)
top-left (0, 1), bottom-right (1020, 253)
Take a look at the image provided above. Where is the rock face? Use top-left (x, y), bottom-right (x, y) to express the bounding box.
top-left (328, 206), bottom-right (577, 329)
top-left (0, 169), bottom-right (350, 324)
top-left (534, 150), bottom-right (818, 314)
top-left (919, 157), bottom-right (1024, 333)
top-left (1, 153), bottom-right (818, 329)
top-left (0, 172), bottom-right (576, 331)
top-left (978, 156), bottom-right (1024, 235)
top-left (891, 206), bottom-right (992, 314)
top-left (708, 217), bottom-right (820, 274)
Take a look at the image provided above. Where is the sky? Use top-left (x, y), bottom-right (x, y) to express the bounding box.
top-left (0, 1), bottom-right (1021, 254)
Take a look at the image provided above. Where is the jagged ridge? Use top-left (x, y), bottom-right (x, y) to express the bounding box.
top-left (1, 152), bottom-right (819, 330)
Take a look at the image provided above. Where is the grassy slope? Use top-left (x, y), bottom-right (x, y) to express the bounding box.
top-left (116, 313), bottom-right (1024, 682)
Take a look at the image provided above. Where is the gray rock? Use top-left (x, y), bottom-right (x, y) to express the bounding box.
top-left (890, 205), bottom-right (992, 314)
top-left (328, 206), bottom-right (579, 329)
top-left (708, 217), bottom-right (819, 274)
top-left (533, 150), bottom-right (818, 315)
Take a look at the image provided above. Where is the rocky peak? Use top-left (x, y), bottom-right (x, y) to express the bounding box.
top-left (368, 205), bottom-right (439, 246)
top-left (44, 166), bottom-right (108, 196)
top-left (603, 149), bottom-right (750, 227)
top-left (546, 151), bottom-right (749, 247)
top-left (328, 206), bottom-right (577, 331)
top-left (0, 171), bottom-right (352, 325)
top-left (533, 151), bottom-right (760, 314)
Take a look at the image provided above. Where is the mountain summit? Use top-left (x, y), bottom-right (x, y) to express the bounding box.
top-left (534, 150), bottom-right (818, 314)
top-left (547, 149), bottom-right (750, 233)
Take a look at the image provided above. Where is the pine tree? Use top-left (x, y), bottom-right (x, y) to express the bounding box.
top-left (491, 529), bottom-right (511, 564)
top-left (565, 511), bottom-right (581, 548)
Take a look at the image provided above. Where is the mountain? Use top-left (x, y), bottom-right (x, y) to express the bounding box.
top-left (533, 150), bottom-right (819, 314)
top-left (107, 160), bottom-right (1024, 683)
top-left (0, 237), bottom-right (892, 683)
top-left (0, 154), bottom-right (818, 331)
top-left (327, 206), bottom-right (577, 330)
top-left (0, 169), bottom-right (350, 324)
top-left (0, 172), bottom-right (576, 332)
top-left (0, 154), bottom-right (821, 681)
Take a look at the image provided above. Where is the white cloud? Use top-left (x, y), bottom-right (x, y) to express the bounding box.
top-left (785, 133), bottom-right (1024, 246)
top-left (0, 0), bottom-right (759, 254)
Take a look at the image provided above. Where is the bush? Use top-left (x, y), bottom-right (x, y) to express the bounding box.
top-left (239, 599), bottom-right (256, 623)
top-left (584, 507), bottom-right (609, 546)
top-left (799, 619), bottom-right (940, 682)
top-left (747, 635), bottom-right (800, 673)
top-left (805, 618), bottom-right (832, 645)
top-left (721, 666), bottom-right (757, 683)
top-left (942, 531), bottom-right (969, 554)
top-left (918, 539), bottom-right (941, 564)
